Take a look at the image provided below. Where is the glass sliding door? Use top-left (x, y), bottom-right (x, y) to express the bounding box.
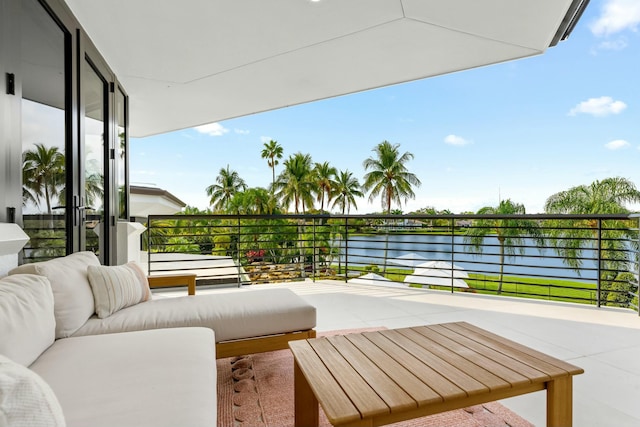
top-left (82, 59), bottom-right (108, 262)
top-left (116, 87), bottom-right (128, 220)
top-left (20, 0), bottom-right (69, 262)
top-left (8, 0), bottom-right (129, 265)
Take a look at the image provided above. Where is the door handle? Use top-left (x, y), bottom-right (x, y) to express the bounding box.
top-left (73, 196), bottom-right (86, 226)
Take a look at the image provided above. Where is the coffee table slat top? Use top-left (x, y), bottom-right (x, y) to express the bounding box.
top-left (325, 335), bottom-right (417, 413)
top-left (289, 321), bottom-right (584, 427)
top-left (451, 322), bottom-right (584, 375)
top-left (400, 326), bottom-right (532, 388)
top-left (360, 330), bottom-right (467, 401)
top-left (426, 324), bottom-right (553, 381)
top-left (439, 323), bottom-right (574, 378)
top-left (290, 340), bottom-right (361, 424)
top-left (343, 333), bottom-right (443, 406)
top-left (308, 337), bottom-right (389, 419)
top-left (377, 329), bottom-right (493, 397)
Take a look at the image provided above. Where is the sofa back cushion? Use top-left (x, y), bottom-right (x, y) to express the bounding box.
top-left (0, 274), bottom-right (55, 366)
top-left (0, 354), bottom-right (66, 427)
top-left (87, 262), bottom-right (151, 318)
top-left (9, 251), bottom-right (100, 338)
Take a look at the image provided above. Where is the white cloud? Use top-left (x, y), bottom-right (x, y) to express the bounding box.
top-left (605, 139), bottom-right (630, 150)
top-left (194, 122), bottom-right (229, 136)
top-left (590, 0), bottom-right (640, 37)
top-left (568, 96), bottom-right (627, 117)
top-left (444, 134), bottom-right (472, 146)
top-left (234, 128), bottom-right (250, 135)
top-left (260, 136), bottom-right (272, 143)
top-left (594, 37), bottom-right (629, 52)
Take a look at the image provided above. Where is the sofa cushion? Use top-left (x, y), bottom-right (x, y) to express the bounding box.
top-left (30, 328), bottom-right (216, 427)
top-left (9, 252), bottom-right (100, 338)
top-left (0, 275), bottom-right (55, 366)
top-left (87, 262), bottom-right (151, 318)
top-left (73, 288), bottom-right (316, 342)
top-left (0, 354), bottom-right (66, 427)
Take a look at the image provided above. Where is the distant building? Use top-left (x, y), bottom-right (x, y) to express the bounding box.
top-left (130, 185), bottom-right (186, 218)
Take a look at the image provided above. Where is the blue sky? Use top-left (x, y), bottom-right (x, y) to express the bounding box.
top-left (130, 0), bottom-right (640, 214)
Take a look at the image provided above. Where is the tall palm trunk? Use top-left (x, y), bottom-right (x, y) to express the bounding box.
top-left (271, 163), bottom-right (275, 189)
top-left (382, 192), bottom-right (391, 274)
top-left (498, 237), bottom-right (505, 294)
top-left (298, 220), bottom-right (305, 278)
top-left (45, 186), bottom-right (54, 229)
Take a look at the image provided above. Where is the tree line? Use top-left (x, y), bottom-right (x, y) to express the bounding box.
top-left (21, 141), bottom-right (640, 307)
top-left (206, 139), bottom-right (421, 216)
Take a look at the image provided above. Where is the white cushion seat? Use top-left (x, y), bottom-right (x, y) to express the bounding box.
top-left (0, 275), bottom-right (55, 367)
top-left (29, 328), bottom-right (216, 427)
top-left (9, 252), bottom-right (100, 338)
top-left (72, 288), bottom-right (316, 342)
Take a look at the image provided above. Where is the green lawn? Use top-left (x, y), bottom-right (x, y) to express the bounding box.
top-left (341, 265), bottom-right (598, 305)
top-left (463, 274), bottom-right (597, 304)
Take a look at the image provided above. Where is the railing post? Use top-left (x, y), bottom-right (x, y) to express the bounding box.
top-left (637, 216), bottom-right (640, 316)
top-left (236, 216), bottom-right (241, 288)
top-left (596, 218), bottom-right (602, 307)
top-left (312, 217), bottom-right (316, 282)
top-left (146, 216), bottom-right (151, 276)
top-left (344, 216), bottom-right (349, 283)
top-left (450, 217), bottom-right (455, 294)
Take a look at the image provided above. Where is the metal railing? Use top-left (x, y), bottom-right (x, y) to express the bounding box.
top-left (21, 214), bottom-right (101, 263)
top-left (144, 213), bottom-right (639, 312)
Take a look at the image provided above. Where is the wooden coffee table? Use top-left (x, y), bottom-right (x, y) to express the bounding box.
top-left (289, 322), bottom-right (583, 427)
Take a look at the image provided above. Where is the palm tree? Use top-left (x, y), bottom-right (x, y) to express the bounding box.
top-left (51, 171), bottom-right (104, 219)
top-left (205, 165), bottom-right (247, 212)
top-left (83, 172), bottom-right (104, 210)
top-left (331, 169), bottom-right (363, 214)
top-left (272, 152), bottom-right (315, 277)
top-left (227, 187), bottom-right (278, 215)
top-left (544, 177), bottom-right (640, 305)
top-left (273, 153), bottom-right (315, 213)
top-left (314, 161), bottom-right (337, 212)
top-left (545, 177), bottom-right (640, 216)
top-left (22, 143), bottom-right (65, 214)
top-left (261, 140), bottom-right (284, 189)
top-left (465, 199), bottom-right (544, 294)
top-left (362, 141), bottom-right (421, 273)
top-left (362, 141), bottom-right (421, 213)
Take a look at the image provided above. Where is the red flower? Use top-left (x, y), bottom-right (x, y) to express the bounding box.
top-left (246, 249), bottom-right (265, 258)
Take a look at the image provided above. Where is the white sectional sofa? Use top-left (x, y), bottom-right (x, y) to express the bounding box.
top-left (0, 252), bottom-right (316, 427)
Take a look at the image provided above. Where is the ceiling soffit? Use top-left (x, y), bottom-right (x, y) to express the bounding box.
top-left (63, 0), bottom-right (578, 137)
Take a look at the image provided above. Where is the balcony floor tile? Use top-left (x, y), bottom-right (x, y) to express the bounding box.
top-left (155, 279), bottom-right (640, 426)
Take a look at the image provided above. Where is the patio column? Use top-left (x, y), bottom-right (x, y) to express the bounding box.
top-left (117, 221), bottom-right (146, 265)
top-left (0, 223), bottom-right (30, 275)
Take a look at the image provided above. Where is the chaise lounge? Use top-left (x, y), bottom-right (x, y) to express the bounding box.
top-left (10, 251), bottom-right (317, 357)
top-left (0, 251), bottom-right (316, 426)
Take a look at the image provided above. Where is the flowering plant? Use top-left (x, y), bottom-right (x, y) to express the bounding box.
top-left (246, 249), bottom-right (265, 260)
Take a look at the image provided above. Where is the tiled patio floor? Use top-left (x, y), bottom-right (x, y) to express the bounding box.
top-left (155, 279), bottom-right (640, 426)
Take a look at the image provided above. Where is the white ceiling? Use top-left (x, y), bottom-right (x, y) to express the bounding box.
top-left (64, 0), bottom-right (584, 138)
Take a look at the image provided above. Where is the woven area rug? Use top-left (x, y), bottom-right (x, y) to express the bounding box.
top-left (217, 329), bottom-right (534, 427)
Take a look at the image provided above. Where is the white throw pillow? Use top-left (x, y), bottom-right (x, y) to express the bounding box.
top-left (0, 275), bottom-right (55, 367)
top-left (87, 262), bottom-right (151, 318)
top-left (9, 252), bottom-right (100, 338)
top-left (0, 354), bottom-right (66, 427)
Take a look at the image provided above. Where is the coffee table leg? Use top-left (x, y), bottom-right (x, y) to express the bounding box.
top-left (294, 362), bottom-right (319, 427)
top-left (547, 376), bottom-right (573, 427)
